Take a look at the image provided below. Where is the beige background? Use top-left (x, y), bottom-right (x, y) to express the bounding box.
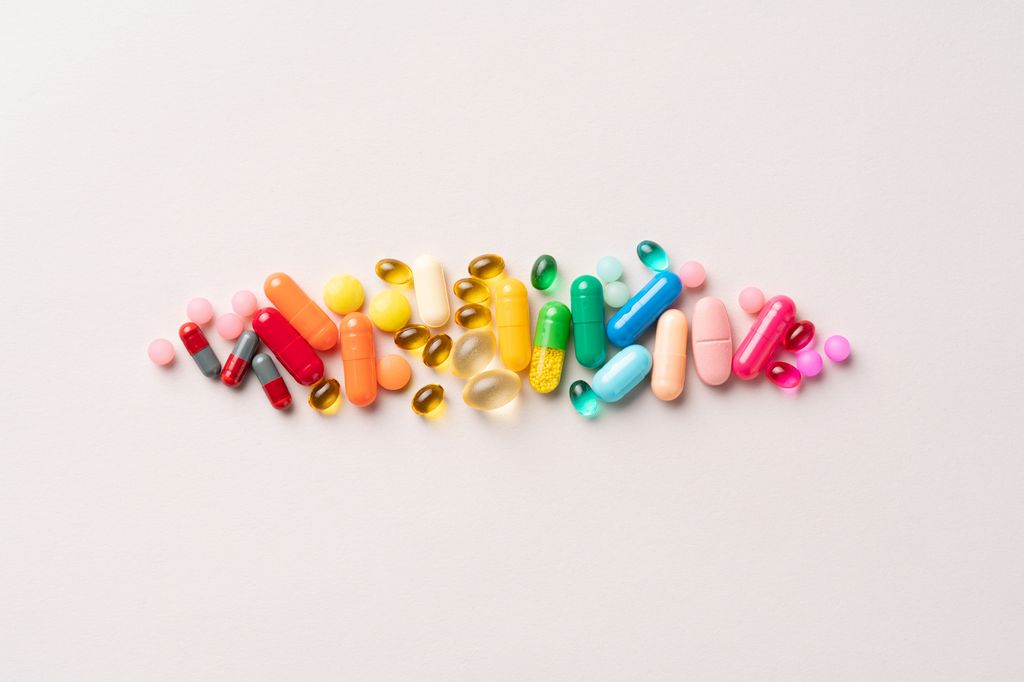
top-left (1, 1), bottom-right (1022, 679)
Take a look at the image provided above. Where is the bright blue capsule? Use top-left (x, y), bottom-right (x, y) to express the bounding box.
top-left (591, 345), bottom-right (652, 402)
top-left (606, 271), bottom-right (682, 347)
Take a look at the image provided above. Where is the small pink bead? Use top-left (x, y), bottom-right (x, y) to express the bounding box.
top-left (766, 361), bottom-right (802, 389)
top-left (824, 335), bottom-right (851, 362)
top-left (215, 313), bottom-right (245, 340)
top-left (678, 260), bottom-right (706, 288)
top-left (186, 297), bottom-right (214, 325)
top-left (795, 349), bottom-right (823, 377)
top-left (738, 286), bottom-right (765, 315)
top-left (147, 338), bottom-right (175, 365)
top-left (231, 290), bottom-right (259, 317)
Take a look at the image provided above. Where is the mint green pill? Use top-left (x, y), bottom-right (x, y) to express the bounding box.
top-left (637, 240), bottom-right (669, 271)
top-left (604, 280), bottom-right (630, 308)
top-left (570, 380), bottom-right (600, 418)
top-left (596, 256), bottom-right (623, 283)
top-left (531, 254), bottom-right (557, 291)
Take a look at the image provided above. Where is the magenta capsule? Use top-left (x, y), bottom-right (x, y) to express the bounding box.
top-left (766, 361), bottom-right (801, 389)
top-left (732, 295), bottom-right (796, 380)
top-left (782, 320), bottom-right (815, 351)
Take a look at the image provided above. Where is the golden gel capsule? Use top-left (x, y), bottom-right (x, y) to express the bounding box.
top-left (463, 369), bottom-right (521, 411)
top-left (451, 329), bottom-right (496, 378)
top-left (423, 334), bottom-right (453, 368)
top-left (308, 377), bottom-right (342, 411)
top-left (412, 384), bottom-right (444, 415)
top-left (394, 324), bottom-right (430, 350)
top-left (494, 278), bottom-right (531, 372)
top-left (375, 259), bottom-right (412, 285)
top-left (468, 254), bottom-right (505, 280)
top-left (455, 303), bottom-right (491, 329)
top-left (453, 277), bottom-right (490, 304)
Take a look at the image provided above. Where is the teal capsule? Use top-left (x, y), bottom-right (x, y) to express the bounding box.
top-left (637, 240), bottom-right (669, 271)
top-left (531, 254), bottom-right (557, 291)
top-left (569, 380), bottom-right (600, 418)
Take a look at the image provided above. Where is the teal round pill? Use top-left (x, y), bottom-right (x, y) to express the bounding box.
top-left (596, 256), bottom-right (623, 283)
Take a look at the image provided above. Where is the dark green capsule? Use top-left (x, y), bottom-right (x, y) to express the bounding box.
top-left (637, 240), bottom-right (669, 271)
top-left (531, 254), bottom-right (558, 291)
top-left (570, 275), bottom-right (606, 368)
top-left (569, 380), bottom-right (600, 418)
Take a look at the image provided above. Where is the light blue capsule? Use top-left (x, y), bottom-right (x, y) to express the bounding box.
top-left (606, 271), bottom-right (682, 347)
top-left (591, 345), bottom-right (652, 402)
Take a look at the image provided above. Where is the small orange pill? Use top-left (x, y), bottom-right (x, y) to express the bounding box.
top-left (377, 354), bottom-right (412, 391)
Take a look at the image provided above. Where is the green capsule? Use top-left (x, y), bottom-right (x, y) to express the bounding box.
top-left (452, 277), bottom-right (490, 304)
top-left (637, 240), bottom-right (669, 271)
top-left (570, 275), bottom-right (606, 368)
top-left (454, 303), bottom-right (491, 329)
top-left (529, 301), bottom-right (571, 393)
top-left (530, 254), bottom-right (557, 291)
top-left (569, 380), bottom-right (600, 418)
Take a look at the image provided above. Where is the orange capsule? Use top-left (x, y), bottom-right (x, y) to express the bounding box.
top-left (264, 273), bottom-right (337, 351)
top-left (340, 312), bottom-right (378, 407)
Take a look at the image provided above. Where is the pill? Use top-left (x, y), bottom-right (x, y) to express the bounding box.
top-left (394, 324), bottom-right (430, 350)
top-left (606, 271), bottom-right (682, 347)
top-left (463, 369), bottom-right (521, 411)
top-left (739, 286), bottom-right (765, 315)
top-left (340, 312), bottom-right (377, 407)
top-left (531, 254), bottom-right (557, 291)
top-left (453, 277), bottom-right (490, 304)
top-left (529, 301), bottom-right (570, 393)
top-left (691, 297), bottom-right (733, 386)
top-left (375, 259), bottom-right (412, 285)
top-left (468, 253), bottom-right (505, 280)
top-left (423, 334), bottom-right (453, 368)
top-left (323, 274), bottom-right (365, 315)
top-left (252, 307), bottom-right (325, 386)
top-left (591, 344), bottom-right (653, 403)
top-left (569, 380), bottom-right (600, 418)
top-left (252, 353), bottom-right (292, 409)
top-left (651, 309), bottom-right (688, 401)
top-left (147, 338), bottom-right (175, 366)
top-left (215, 313), bottom-right (244, 340)
top-left (179, 322), bottom-right (221, 378)
top-left (570, 275), bottom-right (606, 369)
top-left (231, 290), bottom-right (259, 317)
top-left (412, 255), bottom-right (451, 328)
top-left (678, 260), bottom-right (706, 288)
top-left (377, 354), bottom-right (412, 390)
top-left (824, 335), bottom-right (851, 362)
top-left (369, 290), bottom-right (411, 332)
top-left (309, 378), bottom-right (342, 412)
top-left (783, 320), bottom-right (815, 351)
top-left (221, 330), bottom-right (259, 387)
top-left (596, 256), bottom-right (623, 283)
top-left (187, 297), bottom-right (214, 325)
top-left (604, 281), bottom-right (630, 309)
top-left (451, 329), bottom-right (496, 379)
top-left (732, 295), bottom-right (796, 380)
top-left (637, 240), bottom-right (669, 271)
top-left (412, 384), bottom-right (444, 415)
top-left (454, 303), bottom-right (491, 329)
top-left (494, 279), bottom-right (531, 372)
top-left (264, 273), bottom-right (337, 351)
top-left (766, 361), bottom-right (801, 389)
top-left (795, 349), bottom-right (823, 377)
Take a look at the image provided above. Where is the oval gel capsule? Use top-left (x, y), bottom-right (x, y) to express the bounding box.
top-left (651, 309), bottom-right (687, 400)
top-left (221, 330), bottom-right (259, 387)
top-left (732, 295), bottom-right (796, 380)
top-left (691, 297), bottom-right (733, 386)
top-left (179, 322), bottom-right (221, 378)
top-left (494, 278), bottom-right (531, 372)
top-left (606, 271), bottom-right (682, 347)
top-left (591, 345), bottom-right (653, 403)
top-left (264, 273), bottom-right (338, 351)
top-left (570, 275), bottom-right (606, 368)
top-left (251, 353), bottom-right (292, 409)
top-left (412, 255), bottom-right (451, 328)
top-left (252, 307), bottom-right (325, 386)
top-left (340, 312), bottom-right (377, 407)
top-left (529, 302), bottom-right (570, 393)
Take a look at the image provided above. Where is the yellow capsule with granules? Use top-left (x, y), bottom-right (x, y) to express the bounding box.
top-left (308, 377), bottom-right (342, 411)
top-left (375, 259), bottom-right (412, 285)
top-left (452, 277), bottom-right (490, 304)
top-left (468, 254), bottom-right (505, 280)
top-left (412, 384), bottom-right (444, 415)
top-left (423, 334), bottom-right (452, 367)
top-left (528, 302), bottom-right (571, 393)
top-left (394, 324), bottom-right (430, 350)
top-left (455, 303), bottom-right (491, 329)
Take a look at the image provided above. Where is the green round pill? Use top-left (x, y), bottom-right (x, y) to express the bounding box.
top-left (531, 254), bottom-right (558, 291)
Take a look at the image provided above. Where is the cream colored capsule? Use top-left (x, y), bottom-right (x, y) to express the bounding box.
top-left (412, 255), bottom-right (451, 328)
top-left (651, 309), bottom-right (687, 400)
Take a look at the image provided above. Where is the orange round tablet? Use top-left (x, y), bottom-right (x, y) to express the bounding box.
top-left (376, 354), bottom-right (411, 391)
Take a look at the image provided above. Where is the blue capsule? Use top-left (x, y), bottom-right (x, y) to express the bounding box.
top-left (591, 345), bottom-right (653, 402)
top-left (606, 271), bottom-right (682, 347)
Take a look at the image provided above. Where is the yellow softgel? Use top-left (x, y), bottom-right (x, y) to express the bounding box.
top-left (454, 303), bottom-right (491, 329)
top-left (369, 290), bottom-right (411, 332)
top-left (463, 369), bottom-right (521, 410)
top-left (468, 254), bottom-right (505, 280)
top-left (375, 259), bottom-right (412, 285)
top-left (412, 384), bottom-right (444, 415)
top-left (323, 274), bottom-right (364, 315)
top-left (529, 346), bottom-right (565, 393)
top-left (308, 378), bottom-right (342, 411)
top-left (451, 329), bottom-right (496, 378)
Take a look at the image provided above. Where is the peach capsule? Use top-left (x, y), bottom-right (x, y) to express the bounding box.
top-left (691, 297), bottom-right (733, 386)
top-left (651, 309), bottom-right (687, 400)
top-left (732, 295), bottom-right (796, 380)
top-left (264, 273), bottom-right (337, 351)
top-left (340, 312), bottom-right (377, 407)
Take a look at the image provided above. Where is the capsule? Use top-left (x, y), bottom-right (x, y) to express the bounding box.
top-left (569, 380), bottom-right (600, 418)
top-left (452, 277), bottom-right (490, 304)
top-left (179, 322), bottom-right (221, 378)
top-left (423, 334), bottom-right (452, 368)
top-left (463, 369), bottom-right (521, 410)
top-left (309, 377), bottom-right (342, 411)
top-left (251, 352), bottom-right (292, 409)
top-left (529, 302), bottom-right (570, 393)
top-left (651, 310), bottom-right (688, 401)
top-left (412, 384), bottom-right (444, 415)
top-left (531, 254), bottom-right (557, 291)
top-left (591, 344), bottom-right (653, 402)
top-left (637, 240), bottom-right (669, 271)
top-left (451, 329), bottom-right (496, 379)
top-left (454, 303), bottom-right (491, 329)
top-left (606, 271), bottom-right (682, 347)
top-left (375, 258), bottom-right (412, 285)
top-left (782, 320), bottom-right (815, 351)
top-left (468, 253), bottom-right (505, 280)
top-left (221, 330), bottom-right (259, 387)
top-left (494, 279), bottom-right (531, 372)
top-left (264, 273), bottom-right (338, 351)
top-left (411, 255), bottom-right (451, 328)
top-left (766, 361), bottom-right (801, 389)
top-left (394, 324), bottom-right (430, 350)
top-left (252, 307), bottom-right (325, 386)
top-left (732, 295), bottom-right (796, 380)
top-left (570, 275), bottom-right (606, 368)
top-left (340, 312), bottom-right (377, 407)
top-left (691, 297), bottom-right (733, 386)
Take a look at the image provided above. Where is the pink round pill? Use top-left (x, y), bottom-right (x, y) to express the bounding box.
top-left (147, 338), bottom-right (175, 366)
top-left (738, 286), bottom-right (765, 315)
top-left (795, 349), bottom-right (823, 377)
top-left (824, 335), bottom-right (851, 362)
top-left (186, 297), bottom-right (214, 325)
top-left (231, 289), bottom-right (259, 317)
top-left (678, 260), bottom-right (706, 288)
top-left (215, 313), bottom-right (245, 340)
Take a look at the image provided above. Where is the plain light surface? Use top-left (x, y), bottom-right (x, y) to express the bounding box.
top-left (1, 1), bottom-right (1022, 679)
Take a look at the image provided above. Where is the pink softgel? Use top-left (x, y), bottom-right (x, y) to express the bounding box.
top-left (824, 335), bottom-right (851, 362)
top-left (231, 290), bottom-right (259, 317)
top-left (186, 297), bottom-right (214, 325)
top-left (795, 349), bottom-right (823, 377)
top-left (678, 261), bottom-right (706, 288)
top-left (147, 338), bottom-right (175, 365)
top-left (766, 361), bottom-right (802, 389)
top-left (738, 286), bottom-right (765, 315)
top-left (215, 313), bottom-right (245, 340)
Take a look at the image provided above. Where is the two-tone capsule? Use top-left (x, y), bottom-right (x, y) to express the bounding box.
top-left (340, 312), bottom-right (377, 407)
top-left (495, 279), bottom-right (531, 372)
top-left (179, 322), bottom-right (221, 378)
top-left (252, 307), bottom-right (325, 386)
top-left (252, 353), bottom-right (292, 409)
top-left (570, 275), bottom-right (606, 368)
top-left (606, 271), bottom-right (682, 347)
top-left (529, 302), bottom-right (570, 393)
top-left (221, 330), bottom-right (259, 387)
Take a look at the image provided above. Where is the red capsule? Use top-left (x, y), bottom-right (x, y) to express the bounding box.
top-left (252, 307), bottom-right (324, 386)
top-left (782, 320), bottom-right (815, 352)
top-left (766, 361), bottom-right (802, 389)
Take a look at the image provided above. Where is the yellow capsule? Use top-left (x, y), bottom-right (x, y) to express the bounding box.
top-left (452, 277), bottom-right (490, 304)
top-left (394, 324), bottom-right (430, 350)
top-left (494, 279), bottom-right (531, 372)
top-left (451, 329), bottom-right (496, 379)
top-left (463, 369), bottom-right (521, 411)
top-left (455, 303), bottom-right (492, 329)
top-left (308, 377), bottom-right (342, 412)
top-left (412, 384), bottom-right (444, 415)
top-left (375, 258), bottom-right (412, 285)
top-left (528, 347), bottom-right (565, 393)
top-left (468, 253), bottom-right (505, 280)
top-left (423, 333), bottom-right (453, 368)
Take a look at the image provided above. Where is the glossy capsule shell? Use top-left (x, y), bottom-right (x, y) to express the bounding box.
top-left (412, 384), bottom-right (444, 415)
top-left (766, 361), bottom-right (802, 389)
top-left (732, 295), bottom-right (796, 381)
top-left (591, 344), bottom-right (653, 403)
top-left (252, 307), bottom-right (325, 386)
top-left (569, 380), bottom-right (600, 418)
top-left (423, 334), bottom-right (453, 368)
top-left (606, 271), bottom-right (682, 347)
top-left (637, 240), bottom-right (669, 271)
top-left (375, 258), bottom-right (412, 285)
top-left (691, 297), bottom-right (733, 386)
top-left (783, 320), bottom-right (815, 351)
top-left (463, 369), bottom-right (521, 410)
top-left (468, 253), bottom-right (505, 280)
top-left (455, 303), bottom-right (491, 329)
top-left (494, 279), bottom-right (531, 372)
top-left (179, 322), bottom-right (221, 378)
top-left (264, 273), bottom-right (337, 351)
top-left (412, 255), bottom-right (451, 328)
top-left (340, 312), bottom-right (377, 407)
top-left (570, 275), bottom-right (606, 368)
top-left (651, 310), bottom-right (688, 401)
top-left (394, 324), bottom-right (430, 350)
top-left (308, 378), bottom-right (342, 411)
top-left (451, 329), bottom-right (496, 379)
top-left (251, 352), bottom-right (292, 409)
top-left (531, 254), bottom-right (557, 290)
top-left (529, 302), bottom-right (570, 393)
top-left (221, 330), bottom-right (259, 387)
top-left (452, 277), bottom-right (490, 304)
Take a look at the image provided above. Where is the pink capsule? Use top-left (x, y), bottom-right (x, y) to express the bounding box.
top-left (766, 361), bottom-right (801, 389)
top-left (732, 295), bottom-right (796, 380)
top-left (782, 320), bottom-right (815, 351)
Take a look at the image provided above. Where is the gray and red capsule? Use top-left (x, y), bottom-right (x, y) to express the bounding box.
top-left (179, 322), bottom-right (221, 378)
top-left (221, 331), bottom-right (258, 387)
top-left (251, 353), bottom-right (292, 409)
